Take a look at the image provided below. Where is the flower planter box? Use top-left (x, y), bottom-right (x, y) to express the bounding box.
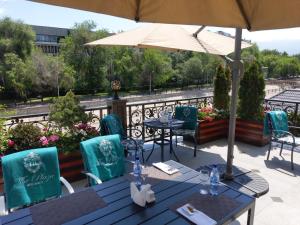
top-left (0, 151), bottom-right (85, 193)
top-left (197, 119), bottom-right (228, 144)
top-left (235, 119), bottom-right (270, 146)
top-left (196, 119), bottom-right (269, 146)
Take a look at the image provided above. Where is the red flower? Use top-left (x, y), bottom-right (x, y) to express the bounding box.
top-left (7, 140), bottom-right (15, 148)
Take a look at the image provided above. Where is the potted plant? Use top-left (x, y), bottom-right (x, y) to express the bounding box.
top-left (196, 65), bottom-right (230, 144)
top-left (0, 91), bottom-right (100, 192)
top-left (236, 61), bottom-right (269, 146)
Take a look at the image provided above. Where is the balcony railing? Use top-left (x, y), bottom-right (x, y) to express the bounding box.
top-left (3, 94), bottom-right (300, 143)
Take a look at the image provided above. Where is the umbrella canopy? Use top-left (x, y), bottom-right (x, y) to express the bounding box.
top-left (86, 23), bottom-right (251, 56)
top-left (31, 0), bottom-right (300, 179)
top-left (31, 0), bottom-right (300, 31)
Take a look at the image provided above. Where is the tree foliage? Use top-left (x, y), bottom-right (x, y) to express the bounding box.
top-left (32, 49), bottom-right (75, 96)
top-left (49, 90), bottom-right (89, 130)
top-left (60, 21), bottom-right (110, 93)
top-left (238, 61), bottom-right (265, 121)
top-left (213, 64), bottom-right (231, 111)
top-left (0, 17), bottom-right (34, 61)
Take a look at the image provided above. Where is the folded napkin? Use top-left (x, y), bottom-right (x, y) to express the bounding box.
top-left (177, 204), bottom-right (217, 225)
top-left (152, 162), bottom-right (179, 175)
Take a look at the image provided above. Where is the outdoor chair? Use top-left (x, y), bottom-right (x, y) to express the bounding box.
top-left (265, 110), bottom-right (300, 170)
top-left (1, 147), bottom-right (74, 212)
top-left (100, 114), bottom-right (145, 162)
top-left (80, 134), bottom-right (125, 186)
top-left (173, 106), bottom-right (198, 157)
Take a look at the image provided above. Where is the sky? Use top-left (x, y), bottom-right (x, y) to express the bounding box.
top-left (2, 0), bottom-right (300, 55)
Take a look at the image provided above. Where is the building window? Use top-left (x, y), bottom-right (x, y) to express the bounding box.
top-left (36, 34), bottom-right (57, 43)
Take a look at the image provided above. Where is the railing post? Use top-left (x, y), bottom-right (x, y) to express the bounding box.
top-left (107, 99), bottom-right (128, 130)
top-left (128, 105), bottom-right (132, 137)
top-left (294, 103), bottom-right (299, 122)
top-left (142, 104), bottom-right (145, 140)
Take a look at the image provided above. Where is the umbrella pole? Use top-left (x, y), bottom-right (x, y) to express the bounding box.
top-left (224, 28), bottom-right (243, 180)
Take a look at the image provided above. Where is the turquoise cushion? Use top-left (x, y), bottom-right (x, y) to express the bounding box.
top-left (175, 106), bottom-right (198, 130)
top-left (101, 114), bottom-right (125, 138)
top-left (264, 111), bottom-right (289, 137)
top-left (80, 134), bottom-right (125, 185)
top-left (2, 147), bottom-right (61, 209)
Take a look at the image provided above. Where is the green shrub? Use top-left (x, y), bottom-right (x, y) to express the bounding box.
top-left (9, 123), bottom-right (42, 150)
top-left (49, 90), bottom-right (90, 131)
top-left (238, 61), bottom-right (265, 121)
top-left (213, 64), bottom-right (231, 111)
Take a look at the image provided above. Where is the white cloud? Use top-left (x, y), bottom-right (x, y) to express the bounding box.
top-left (0, 8), bottom-right (4, 14)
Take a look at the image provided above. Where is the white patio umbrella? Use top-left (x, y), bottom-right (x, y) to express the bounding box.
top-left (85, 23), bottom-right (251, 103)
top-left (86, 23), bottom-right (251, 56)
top-left (31, 0), bottom-right (300, 179)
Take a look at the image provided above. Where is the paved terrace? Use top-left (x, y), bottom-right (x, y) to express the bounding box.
top-left (67, 139), bottom-right (299, 225)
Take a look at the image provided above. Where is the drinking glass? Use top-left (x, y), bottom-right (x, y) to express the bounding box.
top-left (199, 169), bottom-right (210, 195)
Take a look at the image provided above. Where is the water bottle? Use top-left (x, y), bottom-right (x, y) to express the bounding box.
top-left (133, 156), bottom-right (142, 190)
top-left (167, 110), bottom-right (172, 126)
top-left (209, 165), bottom-right (220, 196)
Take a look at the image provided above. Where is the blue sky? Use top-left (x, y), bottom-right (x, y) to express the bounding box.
top-left (2, 0), bottom-right (300, 54)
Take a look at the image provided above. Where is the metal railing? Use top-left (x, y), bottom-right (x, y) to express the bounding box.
top-left (3, 93), bottom-right (300, 142)
top-left (127, 96), bottom-right (213, 141)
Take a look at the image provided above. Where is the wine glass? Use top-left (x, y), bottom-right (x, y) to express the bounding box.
top-left (199, 169), bottom-right (210, 195)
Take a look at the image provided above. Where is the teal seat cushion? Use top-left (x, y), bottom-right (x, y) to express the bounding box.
top-left (101, 114), bottom-right (125, 138)
top-left (264, 111), bottom-right (289, 137)
top-left (80, 134), bottom-right (125, 185)
top-left (174, 106), bottom-right (198, 130)
top-left (2, 147), bottom-right (61, 209)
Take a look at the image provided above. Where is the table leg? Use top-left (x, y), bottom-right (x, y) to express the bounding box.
top-left (170, 130), bottom-right (180, 162)
top-left (161, 128), bottom-right (165, 162)
top-left (247, 202), bottom-right (255, 225)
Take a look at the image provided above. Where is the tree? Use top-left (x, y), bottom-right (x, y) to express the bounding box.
top-left (238, 61), bottom-right (265, 121)
top-left (181, 56), bottom-right (204, 86)
top-left (49, 90), bottom-right (89, 131)
top-left (213, 64), bottom-right (231, 111)
top-left (141, 49), bottom-right (173, 92)
top-left (0, 53), bottom-right (34, 99)
top-left (113, 47), bottom-right (141, 91)
top-left (31, 49), bottom-right (75, 97)
top-left (0, 17), bottom-right (35, 61)
top-left (60, 21), bottom-right (110, 94)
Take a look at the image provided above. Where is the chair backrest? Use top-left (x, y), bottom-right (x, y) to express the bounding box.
top-left (80, 134), bottom-right (125, 185)
top-left (264, 111), bottom-right (289, 137)
top-left (2, 147), bottom-right (62, 210)
top-left (101, 114), bottom-right (125, 138)
top-left (174, 106), bottom-right (198, 130)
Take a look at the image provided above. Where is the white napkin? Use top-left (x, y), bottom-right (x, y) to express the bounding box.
top-left (177, 204), bottom-right (217, 225)
top-left (152, 162), bottom-right (179, 175)
top-left (130, 182), bottom-right (156, 207)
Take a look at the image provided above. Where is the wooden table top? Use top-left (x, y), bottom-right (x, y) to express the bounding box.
top-left (1, 160), bottom-right (255, 225)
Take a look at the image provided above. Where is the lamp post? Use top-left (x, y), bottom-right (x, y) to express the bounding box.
top-left (111, 79), bottom-right (121, 100)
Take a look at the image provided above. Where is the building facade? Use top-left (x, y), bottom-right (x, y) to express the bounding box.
top-left (31, 25), bottom-right (70, 55)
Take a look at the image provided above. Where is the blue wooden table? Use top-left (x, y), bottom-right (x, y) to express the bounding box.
top-left (1, 160), bottom-right (255, 225)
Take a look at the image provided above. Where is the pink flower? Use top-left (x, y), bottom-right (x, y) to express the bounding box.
top-left (7, 140), bottom-right (15, 148)
top-left (76, 123), bottom-right (87, 130)
top-left (40, 136), bottom-right (49, 146)
top-left (48, 135), bottom-right (59, 142)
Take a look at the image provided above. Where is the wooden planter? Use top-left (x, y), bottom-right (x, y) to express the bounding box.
top-left (58, 151), bottom-right (85, 182)
top-left (235, 119), bottom-right (270, 146)
top-left (197, 119), bottom-right (228, 144)
top-left (0, 151), bottom-right (85, 193)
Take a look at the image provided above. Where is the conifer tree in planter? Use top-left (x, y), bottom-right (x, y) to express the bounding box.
top-left (213, 64), bottom-right (231, 112)
top-left (236, 61), bottom-right (268, 146)
top-left (197, 64), bottom-right (231, 144)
